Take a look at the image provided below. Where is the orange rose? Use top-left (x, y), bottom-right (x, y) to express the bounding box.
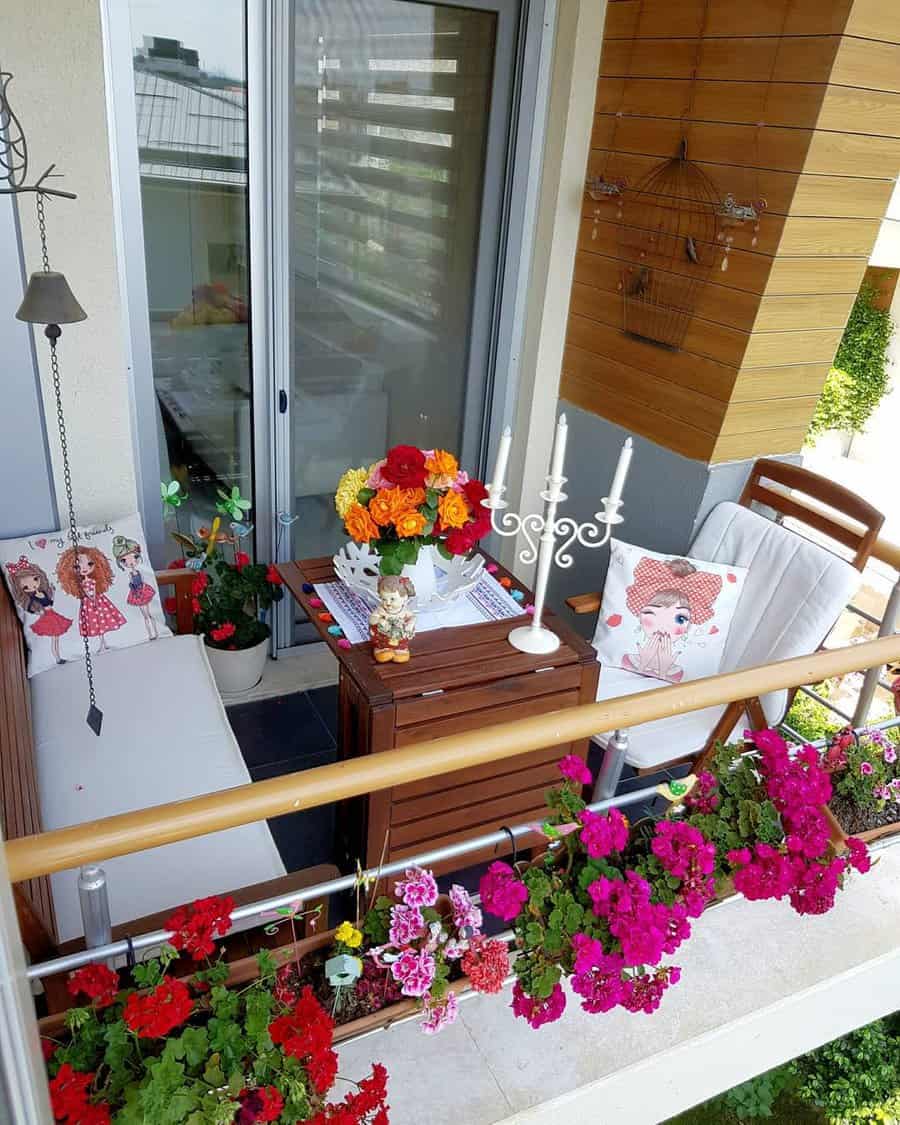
top-left (368, 490), bottom-right (395, 527)
top-left (438, 489), bottom-right (470, 530)
top-left (385, 487), bottom-right (425, 522)
top-left (345, 503), bottom-right (380, 543)
top-left (425, 450), bottom-right (458, 479)
top-left (394, 509), bottom-right (427, 539)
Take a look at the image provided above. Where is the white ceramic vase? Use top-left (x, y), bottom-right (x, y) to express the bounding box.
top-left (402, 544), bottom-right (438, 606)
top-left (206, 635), bottom-right (269, 695)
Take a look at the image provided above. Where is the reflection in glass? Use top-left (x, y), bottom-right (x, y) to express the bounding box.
top-left (128, 4), bottom-right (253, 547)
top-left (289, 1), bottom-right (497, 571)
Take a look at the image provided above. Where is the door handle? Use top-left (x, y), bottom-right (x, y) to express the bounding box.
top-left (278, 389), bottom-right (288, 414)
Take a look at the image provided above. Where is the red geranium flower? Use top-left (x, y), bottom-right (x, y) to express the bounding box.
top-left (266, 564), bottom-right (283, 585)
top-left (73, 1105), bottom-right (111, 1125)
top-left (66, 963), bottom-right (119, 1008)
top-left (123, 977), bottom-right (193, 1038)
top-left (48, 1064), bottom-right (94, 1121)
top-left (461, 936), bottom-right (510, 994)
top-left (236, 1085), bottom-right (284, 1124)
top-left (190, 572), bottom-right (209, 596)
top-left (41, 1037), bottom-right (57, 1062)
top-left (164, 895), bottom-right (234, 960)
top-left (167, 558), bottom-right (187, 570)
top-left (235, 551), bottom-right (251, 571)
top-left (191, 597), bottom-right (202, 616)
top-left (269, 987), bottom-right (337, 1094)
top-left (383, 445), bottom-right (427, 488)
top-left (210, 621), bottom-right (237, 642)
top-left (163, 595), bottom-right (177, 615)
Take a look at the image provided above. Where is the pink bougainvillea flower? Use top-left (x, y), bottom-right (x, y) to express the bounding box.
top-left (558, 754), bottom-right (592, 786)
top-left (479, 861), bottom-right (528, 922)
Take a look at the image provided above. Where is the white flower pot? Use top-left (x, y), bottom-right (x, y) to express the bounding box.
top-left (402, 544), bottom-right (438, 606)
top-left (205, 636), bottom-right (269, 695)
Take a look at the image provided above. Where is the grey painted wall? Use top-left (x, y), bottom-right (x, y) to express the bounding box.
top-left (0, 193), bottom-right (57, 538)
top-left (547, 401), bottom-right (769, 638)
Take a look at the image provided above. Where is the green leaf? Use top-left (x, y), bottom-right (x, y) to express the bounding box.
top-left (182, 1026), bottom-right (209, 1070)
top-left (209, 985), bottom-right (240, 1021)
top-left (203, 1055), bottom-right (225, 1088)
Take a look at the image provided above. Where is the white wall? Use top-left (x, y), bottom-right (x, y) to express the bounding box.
top-left (4, 0), bottom-right (137, 525)
top-left (869, 178), bottom-right (900, 268)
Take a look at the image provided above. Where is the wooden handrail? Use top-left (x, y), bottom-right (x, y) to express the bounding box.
top-left (6, 634), bottom-right (900, 884)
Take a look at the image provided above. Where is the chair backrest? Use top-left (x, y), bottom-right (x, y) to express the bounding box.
top-left (690, 500), bottom-right (861, 723)
top-left (739, 458), bottom-right (884, 571)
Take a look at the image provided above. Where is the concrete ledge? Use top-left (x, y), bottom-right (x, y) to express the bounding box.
top-left (336, 849), bottom-right (900, 1125)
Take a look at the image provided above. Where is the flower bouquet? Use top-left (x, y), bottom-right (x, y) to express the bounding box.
top-left (678, 730), bottom-right (871, 914)
top-left (478, 755), bottom-right (717, 1029)
top-left (821, 726), bottom-right (900, 843)
top-left (334, 446), bottom-right (491, 577)
top-left (42, 896), bottom-right (389, 1124)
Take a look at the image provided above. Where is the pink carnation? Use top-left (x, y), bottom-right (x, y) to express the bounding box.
top-left (395, 866), bottom-right (438, 909)
top-left (511, 980), bottom-right (566, 1029)
top-left (390, 949), bottom-right (435, 997)
top-left (558, 754), bottom-right (592, 787)
top-left (388, 903), bottom-right (425, 946)
top-left (860, 761), bottom-right (874, 776)
top-left (578, 807), bottom-right (629, 859)
top-left (479, 861), bottom-right (528, 922)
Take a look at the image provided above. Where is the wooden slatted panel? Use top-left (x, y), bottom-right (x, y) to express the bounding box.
top-left (565, 0), bottom-right (900, 465)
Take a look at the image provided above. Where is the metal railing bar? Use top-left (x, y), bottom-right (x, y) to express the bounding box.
top-left (25, 785), bottom-right (662, 981)
top-left (10, 633), bottom-right (900, 885)
top-left (797, 686), bottom-right (853, 723)
top-left (847, 604), bottom-right (883, 628)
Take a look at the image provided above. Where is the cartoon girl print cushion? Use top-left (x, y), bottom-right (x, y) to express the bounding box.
top-left (592, 539), bottom-right (748, 685)
top-left (0, 513), bottom-right (172, 677)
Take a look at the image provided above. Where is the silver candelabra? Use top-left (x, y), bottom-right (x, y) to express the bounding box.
top-left (482, 416), bottom-right (632, 654)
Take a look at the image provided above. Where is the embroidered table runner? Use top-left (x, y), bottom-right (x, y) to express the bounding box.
top-left (314, 566), bottom-right (524, 645)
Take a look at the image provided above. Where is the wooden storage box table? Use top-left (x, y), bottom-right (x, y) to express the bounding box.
top-left (279, 556), bottom-right (599, 876)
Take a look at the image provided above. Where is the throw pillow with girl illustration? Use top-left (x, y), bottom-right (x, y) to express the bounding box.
top-left (593, 539), bottom-right (748, 684)
top-left (0, 514), bottom-right (171, 676)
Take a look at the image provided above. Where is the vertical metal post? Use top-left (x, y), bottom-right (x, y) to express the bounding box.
top-left (594, 728), bottom-right (629, 801)
top-left (852, 575), bottom-right (900, 728)
top-left (78, 866), bottom-right (111, 950)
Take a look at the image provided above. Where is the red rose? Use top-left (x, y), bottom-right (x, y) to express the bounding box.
top-left (49, 1064), bottom-right (94, 1120)
top-left (445, 524), bottom-right (478, 556)
top-left (383, 445), bottom-right (427, 488)
top-left (123, 977), bottom-right (193, 1038)
top-left (210, 621), bottom-right (237, 643)
top-left (235, 551), bottom-right (251, 571)
top-left (165, 895), bottom-right (234, 961)
top-left (66, 963), bottom-right (119, 1009)
top-left (163, 596), bottom-right (177, 615)
top-left (266, 564), bottom-right (283, 585)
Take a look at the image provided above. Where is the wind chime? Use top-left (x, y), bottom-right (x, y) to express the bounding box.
top-left (1, 67), bottom-right (102, 734)
top-left (588, 0), bottom-right (774, 351)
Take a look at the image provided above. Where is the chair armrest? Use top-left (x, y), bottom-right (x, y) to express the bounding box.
top-left (155, 568), bottom-right (196, 636)
top-left (566, 592), bottom-right (602, 615)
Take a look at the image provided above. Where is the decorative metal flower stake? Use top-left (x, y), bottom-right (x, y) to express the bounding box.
top-left (2, 67), bottom-right (101, 734)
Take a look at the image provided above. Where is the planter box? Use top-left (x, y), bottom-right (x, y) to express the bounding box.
top-left (825, 803), bottom-right (900, 847)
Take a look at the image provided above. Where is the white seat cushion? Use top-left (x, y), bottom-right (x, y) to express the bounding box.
top-left (592, 501), bottom-right (861, 772)
top-left (593, 665), bottom-right (736, 770)
top-left (31, 634), bottom-right (285, 943)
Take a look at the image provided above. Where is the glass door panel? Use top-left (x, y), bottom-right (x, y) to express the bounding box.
top-left (126, 1), bottom-right (254, 546)
top-left (287, 0), bottom-right (502, 585)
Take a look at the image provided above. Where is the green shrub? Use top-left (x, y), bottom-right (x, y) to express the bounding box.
top-left (791, 1019), bottom-right (900, 1123)
top-left (783, 681), bottom-right (842, 744)
top-left (719, 1066), bottom-right (793, 1118)
top-left (808, 284), bottom-right (894, 440)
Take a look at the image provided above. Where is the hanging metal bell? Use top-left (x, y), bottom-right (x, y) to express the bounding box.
top-left (16, 271), bottom-right (86, 325)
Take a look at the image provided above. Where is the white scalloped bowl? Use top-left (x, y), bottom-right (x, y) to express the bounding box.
top-left (333, 542), bottom-right (485, 612)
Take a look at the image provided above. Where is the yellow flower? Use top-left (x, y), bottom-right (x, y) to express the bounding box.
top-left (438, 489), bottom-right (470, 530)
top-left (335, 921), bottom-right (363, 949)
top-left (394, 509), bottom-right (427, 539)
top-left (345, 503), bottom-right (380, 544)
top-left (335, 467), bottom-right (369, 519)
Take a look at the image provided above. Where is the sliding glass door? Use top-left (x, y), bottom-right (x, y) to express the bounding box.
top-left (275, 0), bottom-right (523, 642)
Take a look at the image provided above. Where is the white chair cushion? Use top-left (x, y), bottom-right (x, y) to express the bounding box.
top-left (31, 634), bottom-right (285, 943)
top-left (593, 665), bottom-right (735, 771)
top-left (592, 501), bottom-right (860, 772)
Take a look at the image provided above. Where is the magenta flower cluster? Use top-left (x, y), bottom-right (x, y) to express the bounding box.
top-left (726, 730), bottom-right (871, 916)
top-left (578, 808), bottom-right (629, 859)
top-left (587, 871), bottom-right (694, 966)
top-left (651, 821), bottom-right (716, 916)
top-left (390, 949), bottom-right (435, 997)
top-left (395, 865), bottom-right (438, 908)
top-left (558, 754), bottom-right (592, 787)
top-left (511, 981), bottom-right (567, 1028)
top-left (684, 770), bottom-right (720, 814)
top-left (449, 883), bottom-right (483, 934)
top-left (479, 861), bottom-right (529, 922)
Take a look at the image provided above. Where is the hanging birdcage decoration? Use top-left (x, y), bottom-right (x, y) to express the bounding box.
top-left (616, 140), bottom-right (724, 352)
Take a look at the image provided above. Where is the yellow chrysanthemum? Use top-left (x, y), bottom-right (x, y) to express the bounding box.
top-left (335, 467), bottom-right (369, 519)
top-left (334, 921), bottom-right (363, 948)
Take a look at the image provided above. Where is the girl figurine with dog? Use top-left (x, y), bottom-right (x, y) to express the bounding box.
top-left (369, 575), bottom-right (416, 663)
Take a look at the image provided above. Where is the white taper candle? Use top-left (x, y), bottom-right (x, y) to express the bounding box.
top-left (607, 436), bottom-right (633, 508)
top-left (549, 413), bottom-right (568, 482)
top-left (488, 426), bottom-right (512, 499)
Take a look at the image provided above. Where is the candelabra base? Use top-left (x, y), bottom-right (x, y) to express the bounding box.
top-left (507, 623), bottom-right (561, 655)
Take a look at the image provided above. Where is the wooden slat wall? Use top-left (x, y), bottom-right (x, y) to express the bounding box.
top-left (563, 0), bottom-right (900, 464)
